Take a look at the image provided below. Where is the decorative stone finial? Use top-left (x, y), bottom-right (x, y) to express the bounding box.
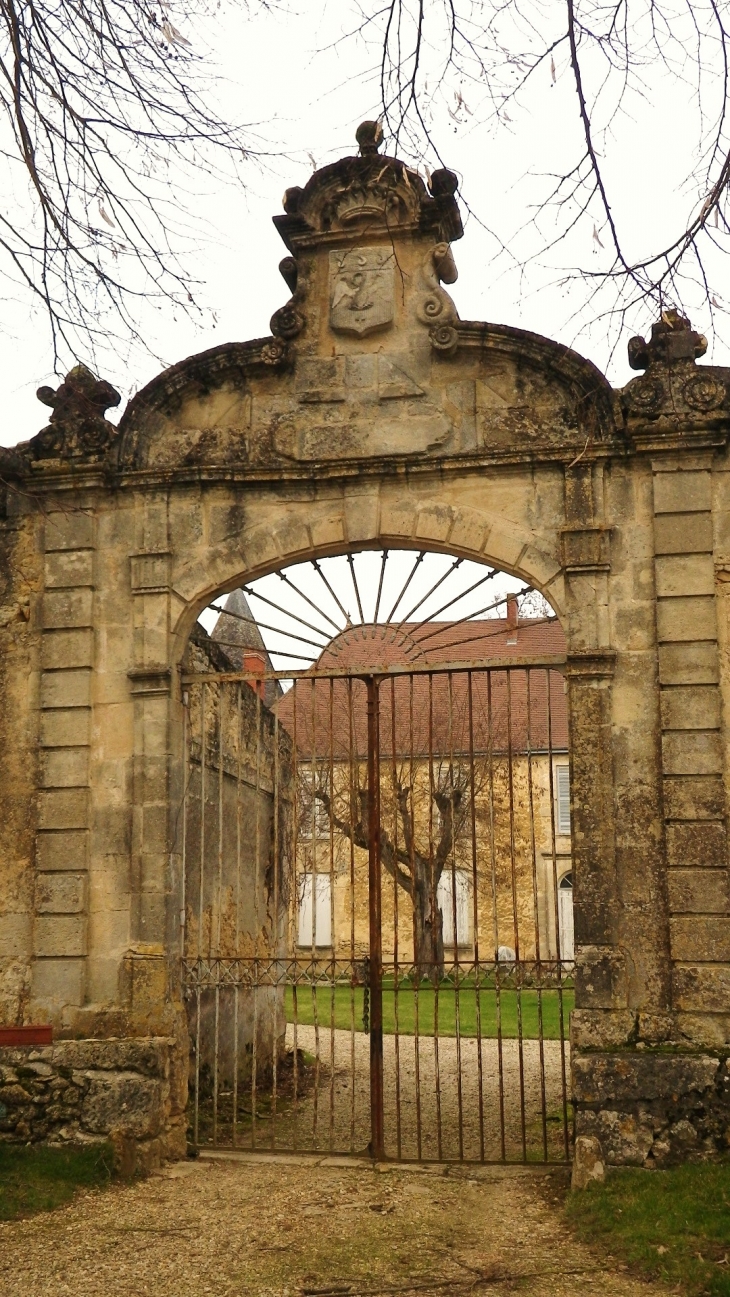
top-left (621, 308), bottom-right (727, 436)
top-left (628, 309), bottom-right (708, 370)
top-left (355, 120), bottom-right (383, 156)
top-left (31, 364), bottom-right (121, 462)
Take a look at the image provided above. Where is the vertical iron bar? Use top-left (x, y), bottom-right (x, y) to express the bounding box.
top-left (198, 684), bottom-right (206, 959)
top-left (272, 690), bottom-right (280, 1149)
top-left (428, 671), bottom-right (442, 1162)
top-left (310, 676), bottom-right (320, 1150)
top-left (547, 668), bottom-right (571, 1162)
top-left (526, 668), bottom-right (549, 1163)
top-left (467, 672), bottom-right (485, 1162)
top-left (448, 671), bottom-right (464, 1162)
top-left (291, 679), bottom-right (300, 1150)
top-left (367, 674), bottom-right (385, 1162)
top-left (252, 683), bottom-right (262, 1148)
top-left (506, 670), bottom-right (527, 1161)
top-left (487, 671), bottom-right (506, 1162)
top-left (409, 673), bottom-right (421, 1161)
top-left (216, 686), bottom-right (224, 955)
top-left (328, 677), bottom-right (336, 1152)
top-left (390, 675), bottom-right (402, 1161)
top-left (347, 677), bottom-right (357, 1153)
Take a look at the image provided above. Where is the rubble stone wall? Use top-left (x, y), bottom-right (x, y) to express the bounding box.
top-left (0, 1037), bottom-right (186, 1174)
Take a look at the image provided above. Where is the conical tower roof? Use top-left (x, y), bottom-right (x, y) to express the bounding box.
top-left (211, 588), bottom-right (267, 667)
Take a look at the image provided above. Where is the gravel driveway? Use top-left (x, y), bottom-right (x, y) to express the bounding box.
top-left (0, 1154), bottom-right (662, 1297)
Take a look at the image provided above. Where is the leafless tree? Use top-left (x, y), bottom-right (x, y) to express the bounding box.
top-left (350, 1), bottom-right (730, 342)
top-left (0, 1), bottom-right (268, 366)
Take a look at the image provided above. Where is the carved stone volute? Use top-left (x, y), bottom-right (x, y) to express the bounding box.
top-left (30, 364), bottom-right (121, 462)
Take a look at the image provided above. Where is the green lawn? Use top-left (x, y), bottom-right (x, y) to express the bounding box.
top-left (0, 1142), bottom-right (114, 1221)
top-left (285, 982), bottom-right (573, 1039)
top-left (569, 1163), bottom-right (730, 1295)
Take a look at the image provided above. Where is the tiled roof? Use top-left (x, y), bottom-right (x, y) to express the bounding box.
top-left (275, 617), bottom-right (568, 757)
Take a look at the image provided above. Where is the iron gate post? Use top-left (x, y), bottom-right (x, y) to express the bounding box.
top-left (366, 674), bottom-right (385, 1161)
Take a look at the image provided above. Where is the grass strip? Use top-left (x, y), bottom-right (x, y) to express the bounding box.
top-left (0, 1142), bottom-right (114, 1221)
top-left (285, 985), bottom-right (573, 1039)
top-left (569, 1162), bottom-right (730, 1296)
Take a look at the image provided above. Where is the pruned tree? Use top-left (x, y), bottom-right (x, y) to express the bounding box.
top-left (0, 0), bottom-right (266, 366)
top-left (313, 756), bottom-right (474, 982)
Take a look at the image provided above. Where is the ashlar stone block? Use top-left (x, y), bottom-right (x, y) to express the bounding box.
top-left (35, 873), bottom-right (86, 914)
top-left (42, 588), bottom-right (93, 630)
top-left (40, 628), bottom-right (93, 670)
top-left (40, 708), bottom-right (91, 748)
top-left (658, 641), bottom-right (719, 684)
top-left (660, 685), bottom-right (720, 730)
top-left (33, 913), bottom-right (87, 958)
top-left (656, 595), bottom-right (717, 642)
top-left (40, 669), bottom-right (91, 709)
top-left (661, 730), bottom-right (723, 776)
top-left (655, 553), bottom-right (715, 598)
top-left (40, 746), bottom-right (90, 788)
top-left (654, 512), bottom-right (713, 555)
top-left (44, 550), bottom-right (94, 589)
top-left (666, 820), bottom-right (727, 867)
top-left (667, 868), bottom-right (730, 913)
top-left (36, 829), bottom-right (89, 872)
top-left (670, 915), bottom-right (730, 961)
top-left (663, 775), bottom-right (725, 821)
top-left (31, 957), bottom-right (86, 1006)
top-left (653, 470), bottom-right (711, 514)
top-left (44, 510), bottom-right (94, 552)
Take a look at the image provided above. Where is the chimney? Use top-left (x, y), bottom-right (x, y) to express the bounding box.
top-left (243, 650), bottom-right (267, 700)
top-left (506, 595), bottom-right (519, 630)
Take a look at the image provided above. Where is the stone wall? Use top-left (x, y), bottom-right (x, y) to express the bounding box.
top-left (0, 1037), bottom-right (187, 1174)
top-left (0, 125), bottom-right (729, 1166)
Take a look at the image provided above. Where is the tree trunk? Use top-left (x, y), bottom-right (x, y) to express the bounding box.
top-left (412, 866), bottom-right (444, 985)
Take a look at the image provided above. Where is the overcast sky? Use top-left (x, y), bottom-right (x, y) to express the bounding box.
top-left (1, 1), bottom-right (727, 447)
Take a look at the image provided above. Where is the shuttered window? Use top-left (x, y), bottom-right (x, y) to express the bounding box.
top-left (555, 764), bottom-right (571, 835)
top-left (297, 874), bottom-right (332, 947)
top-left (437, 870), bottom-right (471, 947)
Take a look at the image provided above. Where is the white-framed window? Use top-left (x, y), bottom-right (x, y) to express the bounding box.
top-left (437, 869), bottom-right (472, 947)
top-left (555, 763), bottom-right (571, 836)
top-left (297, 873), bottom-right (332, 947)
top-left (558, 871), bottom-right (575, 962)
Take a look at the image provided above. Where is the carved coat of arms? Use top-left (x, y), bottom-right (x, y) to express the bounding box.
top-left (329, 248), bottom-right (394, 336)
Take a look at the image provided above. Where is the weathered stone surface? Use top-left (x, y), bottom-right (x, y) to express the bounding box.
top-left (571, 1135), bottom-right (605, 1189)
top-left (0, 124), bottom-right (730, 1167)
top-left (572, 1051), bottom-right (719, 1105)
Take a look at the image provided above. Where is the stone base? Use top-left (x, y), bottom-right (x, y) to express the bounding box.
top-left (573, 1048), bottom-right (730, 1166)
top-left (0, 1036), bottom-right (187, 1175)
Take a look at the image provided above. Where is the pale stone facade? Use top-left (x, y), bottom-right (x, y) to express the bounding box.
top-left (1, 121), bottom-right (730, 1166)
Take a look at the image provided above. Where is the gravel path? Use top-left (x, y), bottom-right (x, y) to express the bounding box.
top-left (0, 1154), bottom-right (663, 1297)
top-left (202, 1027), bottom-right (570, 1163)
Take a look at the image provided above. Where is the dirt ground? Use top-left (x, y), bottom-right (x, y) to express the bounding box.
top-left (0, 1152), bottom-right (666, 1297)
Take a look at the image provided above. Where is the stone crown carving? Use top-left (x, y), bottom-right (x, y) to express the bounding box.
top-left (273, 122), bottom-right (463, 252)
top-left (30, 364), bottom-right (121, 462)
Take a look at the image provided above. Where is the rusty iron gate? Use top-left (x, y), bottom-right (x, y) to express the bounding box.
top-left (180, 656), bottom-right (573, 1164)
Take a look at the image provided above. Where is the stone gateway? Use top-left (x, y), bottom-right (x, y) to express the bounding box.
top-left (1, 124), bottom-right (730, 1171)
